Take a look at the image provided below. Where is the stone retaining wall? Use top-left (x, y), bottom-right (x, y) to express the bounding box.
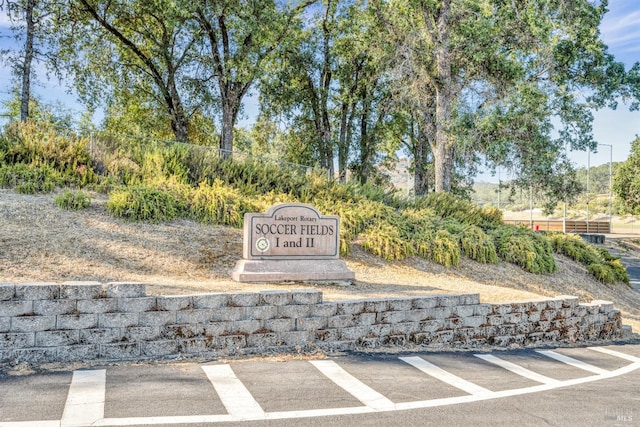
top-left (0, 282), bottom-right (624, 364)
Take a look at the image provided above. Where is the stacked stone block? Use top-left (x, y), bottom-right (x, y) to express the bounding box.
top-left (0, 282), bottom-right (624, 364)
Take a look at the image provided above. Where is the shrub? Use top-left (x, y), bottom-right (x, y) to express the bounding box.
top-left (588, 263), bottom-right (616, 284)
top-left (547, 233), bottom-right (601, 265)
top-left (316, 198), bottom-right (397, 240)
top-left (608, 259), bottom-right (630, 284)
top-left (429, 230), bottom-right (461, 267)
top-left (0, 121), bottom-right (96, 186)
top-left (140, 145), bottom-right (191, 185)
top-left (492, 226), bottom-right (556, 274)
top-left (413, 234), bottom-right (432, 259)
top-left (0, 163), bottom-right (58, 193)
top-left (254, 191), bottom-right (298, 213)
top-left (55, 190), bottom-right (91, 210)
top-left (547, 233), bottom-right (629, 284)
top-left (190, 180), bottom-right (257, 227)
top-left (401, 208), bottom-right (439, 237)
top-left (107, 186), bottom-right (183, 222)
top-left (202, 156), bottom-right (311, 196)
top-left (413, 192), bottom-right (503, 228)
top-left (105, 156), bottom-right (142, 186)
top-left (361, 223), bottom-right (415, 261)
top-left (459, 225), bottom-right (498, 263)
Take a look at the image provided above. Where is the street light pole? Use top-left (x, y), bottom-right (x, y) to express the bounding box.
top-left (498, 166), bottom-right (501, 210)
top-left (597, 143), bottom-right (613, 233)
top-left (587, 148), bottom-right (590, 233)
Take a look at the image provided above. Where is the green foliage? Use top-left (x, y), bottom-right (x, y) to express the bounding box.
top-left (55, 190), bottom-right (91, 210)
top-left (400, 208), bottom-right (439, 237)
top-left (0, 163), bottom-right (58, 193)
top-left (547, 233), bottom-right (629, 284)
top-left (575, 162), bottom-right (620, 196)
top-left (614, 137), bottom-right (640, 214)
top-left (1, 119), bottom-right (603, 279)
top-left (492, 226), bottom-right (556, 274)
top-left (298, 174), bottom-right (365, 205)
top-left (107, 186), bottom-right (184, 222)
top-left (315, 197), bottom-right (399, 256)
top-left (587, 263), bottom-right (616, 284)
top-left (141, 145), bottom-right (191, 185)
top-left (607, 259), bottom-right (629, 284)
top-left (458, 225), bottom-right (499, 264)
top-left (361, 223), bottom-right (415, 261)
top-left (547, 233), bottom-right (600, 265)
top-left (429, 230), bottom-right (461, 268)
top-left (414, 192), bottom-right (503, 228)
top-left (254, 191), bottom-right (297, 213)
top-left (190, 180), bottom-right (257, 228)
top-left (0, 121), bottom-right (96, 186)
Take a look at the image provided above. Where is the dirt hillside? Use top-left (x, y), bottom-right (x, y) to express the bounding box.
top-left (1, 189), bottom-right (639, 333)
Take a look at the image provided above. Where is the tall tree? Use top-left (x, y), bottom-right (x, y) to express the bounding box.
top-left (18, 0), bottom-right (34, 121)
top-left (59, 0), bottom-right (201, 141)
top-left (335, 1), bottom-right (396, 184)
top-left (1, 0), bottom-right (58, 122)
top-left (261, 0), bottom-right (397, 181)
top-left (613, 137), bottom-right (640, 214)
top-left (259, 0), bottom-right (338, 174)
top-left (191, 0), bottom-right (313, 156)
top-left (375, 0), bottom-right (637, 198)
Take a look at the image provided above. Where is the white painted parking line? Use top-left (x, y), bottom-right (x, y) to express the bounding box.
top-left (536, 350), bottom-right (610, 375)
top-left (3, 347), bottom-right (640, 426)
top-left (201, 364), bottom-right (265, 419)
top-left (589, 346), bottom-right (640, 363)
top-left (400, 356), bottom-right (493, 396)
top-left (474, 354), bottom-right (560, 385)
top-left (0, 421), bottom-right (59, 427)
top-left (309, 360), bottom-right (396, 410)
top-left (60, 369), bottom-right (106, 427)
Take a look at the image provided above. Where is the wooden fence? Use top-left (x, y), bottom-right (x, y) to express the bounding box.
top-left (503, 220), bottom-right (611, 234)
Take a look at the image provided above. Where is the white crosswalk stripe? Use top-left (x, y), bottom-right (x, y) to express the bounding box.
top-left (589, 346), bottom-right (640, 363)
top-left (310, 360), bottom-right (396, 410)
top-left (400, 356), bottom-right (493, 396)
top-left (536, 350), bottom-right (610, 375)
top-left (61, 369), bottom-right (106, 427)
top-left (201, 364), bottom-right (265, 419)
top-left (474, 354), bottom-right (561, 384)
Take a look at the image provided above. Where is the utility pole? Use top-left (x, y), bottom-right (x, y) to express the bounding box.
top-left (597, 144), bottom-right (613, 233)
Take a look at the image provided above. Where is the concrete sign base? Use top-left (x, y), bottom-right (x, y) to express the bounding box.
top-left (231, 259), bottom-right (355, 283)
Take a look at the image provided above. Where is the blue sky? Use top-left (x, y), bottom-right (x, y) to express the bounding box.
top-left (0, 0), bottom-right (639, 179)
top-left (566, 0), bottom-right (640, 174)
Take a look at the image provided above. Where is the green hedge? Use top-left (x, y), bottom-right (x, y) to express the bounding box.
top-left (548, 233), bottom-right (629, 284)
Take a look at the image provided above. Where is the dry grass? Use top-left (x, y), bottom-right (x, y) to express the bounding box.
top-left (1, 189), bottom-right (639, 333)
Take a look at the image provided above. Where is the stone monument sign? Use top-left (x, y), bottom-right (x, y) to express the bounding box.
top-left (231, 203), bottom-right (355, 282)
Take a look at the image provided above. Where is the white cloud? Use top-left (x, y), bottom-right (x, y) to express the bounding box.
top-left (0, 10), bottom-right (14, 28)
top-left (600, 3), bottom-right (640, 64)
top-left (601, 11), bottom-right (640, 46)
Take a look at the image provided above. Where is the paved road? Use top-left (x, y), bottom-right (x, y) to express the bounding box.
top-left (1, 343), bottom-right (639, 427)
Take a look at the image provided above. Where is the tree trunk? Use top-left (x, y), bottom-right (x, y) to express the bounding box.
top-left (358, 94), bottom-right (372, 184)
top-left (413, 126), bottom-right (430, 196)
top-left (319, 0), bottom-right (334, 177)
top-left (321, 110), bottom-right (334, 177)
top-left (220, 96), bottom-right (239, 158)
top-left (169, 107), bottom-right (189, 142)
top-left (337, 102), bottom-right (349, 182)
top-left (167, 79), bottom-right (189, 142)
top-left (432, 0), bottom-right (452, 192)
top-left (20, 0), bottom-right (36, 122)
